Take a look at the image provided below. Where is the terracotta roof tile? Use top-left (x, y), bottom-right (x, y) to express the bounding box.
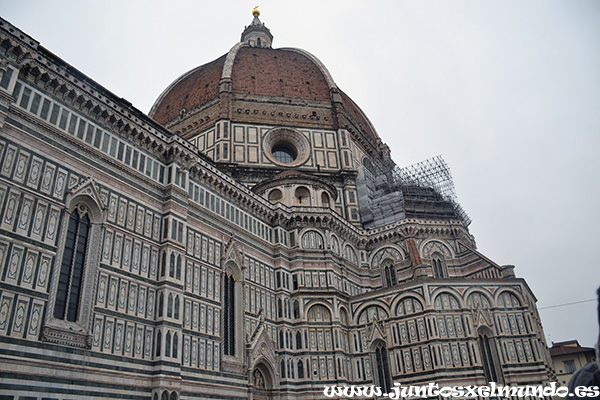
top-left (231, 47), bottom-right (330, 100)
top-left (151, 54), bottom-right (226, 124)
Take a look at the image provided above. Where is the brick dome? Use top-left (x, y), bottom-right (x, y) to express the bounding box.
top-left (149, 17), bottom-right (382, 146)
top-left (149, 47), bottom-right (333, 125)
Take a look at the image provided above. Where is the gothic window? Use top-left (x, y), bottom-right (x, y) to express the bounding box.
top-left (373, 342), bottom-right (392, 394)
top-left (432, 254), bottom-right (448, 278)
top-left (433, 293), bottom-right (461, 310)
top-left (53, 206), bottom-right (91, 322)
top-left (161, 390), bottom-right (168, 400)
top-left (293, 300), bottom-right (300, 319)
top-left (280, 360), bottom-right (285, 378)
top-left (478, 328), bottom-right (503, 383)
top-left (296, 331), bottom-right (302, 349)
top-left (174, 295), bottom-right (180, 319)
top-left (172, 332), bottom-right (178, 359)
top-left (381, 259), bottom-right (397, 288)
top-left (223, 274), bottom-right (235, 356)
top-left (176, 255), bottom-right (182, 280)
top-left (257, 37), bottom-right (262, 47)
top-left (167, 293), bottom-right (173, 318)
top-left (44, 189), bottom-right (104, 348)
top-left (169, 253), bottom-right (175, 277)
top-left (160, 251), bottom-right (166, 277)
top-left (158, 292), bottom-right (164, 317)
top-left (165, 331), bottom-right (172, 357)
top-left (169, 392), bottom-right (178, 400)
top-left (279, 330), bottom-right (285, 349)
top-left (156, 331), bottom-right (162, 357)
top-left (298, 359), bottom-right (304, 379)
top-left (278, 298), bottom-right (283, 318)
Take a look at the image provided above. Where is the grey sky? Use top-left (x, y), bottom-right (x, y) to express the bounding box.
top-left (3, 0), bottom-right (599, 347)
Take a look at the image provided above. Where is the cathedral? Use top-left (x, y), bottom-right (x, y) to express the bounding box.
top-left (0, 10), bottom-right (553, 400)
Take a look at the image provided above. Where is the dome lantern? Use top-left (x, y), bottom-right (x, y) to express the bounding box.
top-left (241, 7), bottom-right (273, 48)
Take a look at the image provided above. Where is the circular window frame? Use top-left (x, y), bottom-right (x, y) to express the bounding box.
top-left (263, 128), bottom-right (310, 167)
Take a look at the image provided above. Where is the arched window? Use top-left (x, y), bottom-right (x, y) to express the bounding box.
top-left (165, 331), bottom-right (172, 357)
top-left (294, 186), bottom-right (311, 206)
top-left (381, 259), bottom-right (397, 288)
top-left (293, 300), bottom-right (300, 319)
top-left (298, 359), bottom-right (304, 379)
top-left (169, 253), bottom-right (175, 278)
top-left (54, 207), bottom-right (91, 322)
top-left (268, 189), bottom-right (283, 203)
top-left (374, 342), bottom-right (392, 394)
top-left (340, 308), bottom-right (349, 326)
top-left (344, 245), bottom-right (359, 266)
top-left (358, 305), bottom-right (388, 325)
top-left (280, 360), bottom-right (286, 378)
top-left (158, 292), bottom-right (164, 317)
top-left (156, 330), bottom-right (162, 357)
top-left (176, 255), bottom-right (182, 280)
top-left (161, 390), bottom-right (168, 400)
top-left (167, 293), bottom-right (173, 318)
top-left (321, 192), bottom-right (330, 207)
top-left (296, 331), bottom-right (302, 349)
top-left (330, 235), bottom-right (340, 255)
top-left (301, 230), bottom-right (324, 249)
top-left (169, 392), bottom-right (178, 400)
top-left (279, 330), bottom-right (285, 349)
top-left (478, 328), bottom-right (503, 383)
top-left (172, 332), bottom-right (178, 359)
top-left (432, 254), bottom-right (448, 278)
top-left (223, 274), bottom-right (235, 356)
top-left (307, 304), bottom-right (332, 322)
top-left (278, 298), bottom-right (283, 318)
top-left (257, 37), bottom-right (262, 48)
top-left (160, 251), bottom-right (166, 277)
top-left (174, 295), bottom-right (180, 319)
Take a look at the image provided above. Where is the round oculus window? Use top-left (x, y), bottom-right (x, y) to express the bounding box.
top-left (272, 144), bottom-right (297, 164)
top-left (262, 127), bottom-right (310, 167)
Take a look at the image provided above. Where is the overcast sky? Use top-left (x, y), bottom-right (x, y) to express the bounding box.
top-left (3, 1), bottom-right (599, 348)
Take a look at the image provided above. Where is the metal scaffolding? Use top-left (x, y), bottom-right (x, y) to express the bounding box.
top-left (392, 156), bottom-right (471, 226)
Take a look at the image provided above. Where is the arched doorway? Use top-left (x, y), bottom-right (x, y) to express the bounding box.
top-left (250, 362), bottom-right (275, 400)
